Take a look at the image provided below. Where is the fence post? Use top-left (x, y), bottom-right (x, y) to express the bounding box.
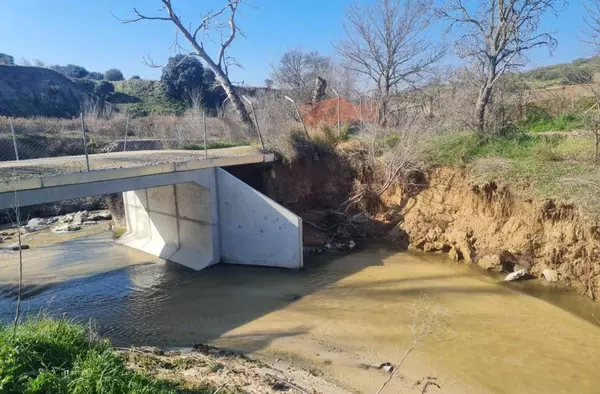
top-left (123, 109), bottom-right (130, 152)
top-left (9, 118), bottom-right (19, 161)
top-left (80, 113), bottom-right (91, 172)
top-left (285, 96), bottom-right (310, 140)
top-left (242, 95), bottom-right (266, 150)
top-left (332, 88), bottom-right (341, 134)
top-left (202, 110), bottom-right (208, 159)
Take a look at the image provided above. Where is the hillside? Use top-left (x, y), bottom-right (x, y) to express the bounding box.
top-left (0, 65), bottom-right (93, 118)
top-left (515, 56), bottom-right (600, 88)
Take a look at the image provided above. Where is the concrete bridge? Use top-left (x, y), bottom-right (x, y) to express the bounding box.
top-left (0, 150), bottom-right (303, 270)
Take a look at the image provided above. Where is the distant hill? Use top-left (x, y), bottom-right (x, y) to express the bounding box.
top-left (0, 65), bottom-right (94, 118)
top-left (514, 56), bottom-right (600, 88)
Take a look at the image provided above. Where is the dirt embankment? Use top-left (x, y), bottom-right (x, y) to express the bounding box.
top-left (267, 154), bottom-right (600, 300)
top-left (392, 167), bottom-right (600, 299)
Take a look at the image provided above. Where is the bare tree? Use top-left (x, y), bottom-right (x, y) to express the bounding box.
top-left (117, 0), bottom-right (255, 133)
top-left (438, 0), bottom-right (564, 133)
top-left (271, 48), bottom-right (334, 103)
top-left (583, 0), bottom-right (600, 54)
top-left (335, 0), bottom-right (445, 124)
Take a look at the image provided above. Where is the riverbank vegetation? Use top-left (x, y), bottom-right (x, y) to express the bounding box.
top-left (0, 317), bottom-right (220, 393)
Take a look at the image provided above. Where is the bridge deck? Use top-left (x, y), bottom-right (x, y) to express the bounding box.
top-left (0, 147), bottom-right (273, 194)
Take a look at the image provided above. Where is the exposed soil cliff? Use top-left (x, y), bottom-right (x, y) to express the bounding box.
top-left (390, 167), bottom-right (600, 299)
top-left (267, 153), bottom-right (600, 300)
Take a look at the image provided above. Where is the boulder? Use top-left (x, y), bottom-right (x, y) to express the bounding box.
top-left (542, 269), bottom-right (559, 282)
top-left (61, 213), bottom-right (75, 223)
top-left (457, 242), bottom-right (474, 263)
top-left (448, 246), bottom-right (461, 261)
top-left (88, 211), bottom-right (112, 221)
top-left (52, 224), bottom-right (82, 233)
top-left (478, 255), bottom-right (503, 272)
top-left (4, 243), bottom-right (29, 251)
top-left (72, 211), bottom-right (88, 225)
top-left (24, 218), bottom-right (50, 233)
top-left (504, 269), bottom-right (528, 282)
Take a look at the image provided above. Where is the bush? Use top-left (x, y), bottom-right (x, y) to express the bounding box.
top-left (130, 75), bottom-right (141, 80)
top-left (161, 55), bottom-right (207, 103)
top-left (88, 71), bottom-right (104, 81)
top-left (561, 68), bottom-right (593, 85)
top-left (0, 53), bottom-right (15, 65)
top-left (105, 68), bottom-right (125, 81)
top-left (95, 81), bottom-right (115, 98)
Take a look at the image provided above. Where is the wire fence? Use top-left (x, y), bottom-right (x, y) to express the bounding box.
top-left (0, 111), bottom-right (255, 180)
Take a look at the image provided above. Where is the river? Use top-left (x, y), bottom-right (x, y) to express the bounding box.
top-left (1, 230), bottom-right (599, 393)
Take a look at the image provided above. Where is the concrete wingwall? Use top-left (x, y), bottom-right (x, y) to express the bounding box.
top-left (216, 168), bottom-right (303, 269)
top-left (118, 166), bottom-right (302, 270)
top-left (119, 168), bottom-right (220, 271)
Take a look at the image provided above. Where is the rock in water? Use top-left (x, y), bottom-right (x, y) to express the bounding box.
top-left (543, 269), bottom-right (559, 282)
top-left (504, 269), bottom-right (528, 282)
top-left (448, 246), bottom-right (461, 261)
top-left (5, 243), bottom-right (29, 251)
top-left (24, 218), bottom-right (50, 233)
top-left (52, 224), bottom-right (82, 233)
top-left (59, 213), bottom-right (75, 223)
top-left (478, 255), bottom-right (503, 272)
top-left (72, 211), bottom-right (88, 225)
top-left (88, 211), bottom-right (112, 221)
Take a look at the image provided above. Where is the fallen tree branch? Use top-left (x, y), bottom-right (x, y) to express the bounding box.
top-left (264, 373), bottom-right (312, 394)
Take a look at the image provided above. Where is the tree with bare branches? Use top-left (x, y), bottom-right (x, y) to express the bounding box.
top-left (117, 0), bottom-right (255, 133)
top-left (583, 0), bottom-right (600, 54)
top-left (335, 0), bottom-right (445, 124)
top-left (271, 48), bottom-right (333, 104)
top-left (438, 0), bottom-right (565, 133)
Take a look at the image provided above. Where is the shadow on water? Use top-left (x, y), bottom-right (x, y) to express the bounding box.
top-left (1, 232), bottom-right (599, 355)
top-left (0, 234), bottom-right (404, 350)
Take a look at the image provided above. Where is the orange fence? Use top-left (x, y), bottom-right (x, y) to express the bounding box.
top-left (300, 98), bottom-right (378, 127)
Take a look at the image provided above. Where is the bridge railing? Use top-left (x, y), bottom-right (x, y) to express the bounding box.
top-left (0, 111), bottom-right (254, 180)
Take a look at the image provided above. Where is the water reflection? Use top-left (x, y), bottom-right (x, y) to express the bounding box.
top-left (0, 233), bottom-right (599, 393)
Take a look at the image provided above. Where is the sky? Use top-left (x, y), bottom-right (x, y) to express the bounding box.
top-left (0, 0), bottom-right (593, 87)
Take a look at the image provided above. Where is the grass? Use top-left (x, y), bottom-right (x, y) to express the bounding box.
top-left (182, 140), bottom-right (249, 150)
top-left (520, 113), bottom-right (584, 133)
top-left (426, 130), bottom-right (600, 217)
top-left (112, 227), bottom-right (127, 239)
top-left (0, 317), bottom-right (217, 393)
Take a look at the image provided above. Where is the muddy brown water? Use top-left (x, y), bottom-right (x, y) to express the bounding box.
top-left (1, 231), bottom-right (599, 393)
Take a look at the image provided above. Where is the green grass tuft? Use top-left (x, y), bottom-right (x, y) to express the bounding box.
top-left (0, 318), bottom-right (214, 393)
top-left (426, 130), bottom-right (600, 218)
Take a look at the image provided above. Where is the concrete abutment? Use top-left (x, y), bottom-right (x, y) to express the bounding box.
top-left (118, 167), bottom-right (302, 270)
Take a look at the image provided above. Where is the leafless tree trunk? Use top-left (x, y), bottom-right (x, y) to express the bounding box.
top-left (118, 0), bottom-right (255, 133)
top-left (335, 0), bottom-right (445, 125)
top-left (583, 0), bottom-right (600, 164)
top-left (438, 0), bottom-right (564, 134)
